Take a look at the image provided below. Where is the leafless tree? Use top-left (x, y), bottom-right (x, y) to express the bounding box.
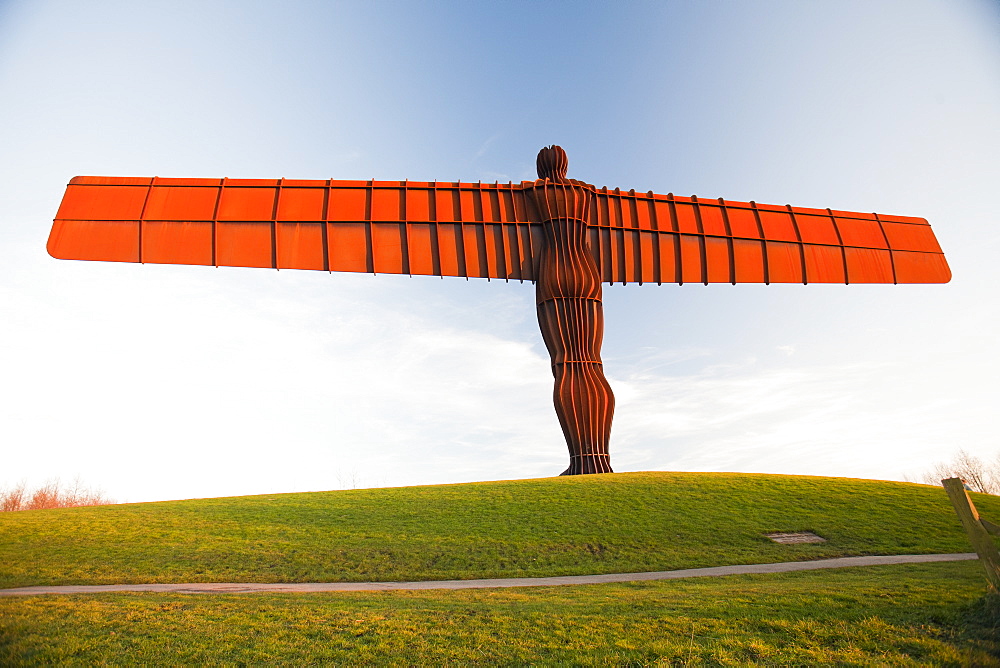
top-left (919, 449), bottom-right (999, 494)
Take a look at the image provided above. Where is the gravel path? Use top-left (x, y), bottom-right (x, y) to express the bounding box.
top-left (0, 553), bottom-right (977, 596)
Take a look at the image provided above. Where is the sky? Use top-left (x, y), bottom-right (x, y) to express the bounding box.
top-left (1, 0), bottom-right (998, 503)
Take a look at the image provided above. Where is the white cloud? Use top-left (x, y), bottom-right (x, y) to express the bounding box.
top-left (609, 354), bottom-right (982, 484)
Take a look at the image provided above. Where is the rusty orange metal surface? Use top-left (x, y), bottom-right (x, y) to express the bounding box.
top-left (48, 175), bottom-right (950, 285)
top-left (46, 148), bottom-right (951, 476)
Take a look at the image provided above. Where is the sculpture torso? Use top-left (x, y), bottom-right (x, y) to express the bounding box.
top-left (529, 178), bottom-right (602, 305)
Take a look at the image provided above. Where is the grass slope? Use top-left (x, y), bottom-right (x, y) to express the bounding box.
top-left (2, 471), bottom-right (997, 588)
top-left (2, 563), bottom-right (998, 665)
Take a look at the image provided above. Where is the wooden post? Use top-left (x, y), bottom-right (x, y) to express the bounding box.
top-left (942, 477), bottom-right (1000, 590)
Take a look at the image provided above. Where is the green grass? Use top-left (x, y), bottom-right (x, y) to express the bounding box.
top-left (2, 472), bottom-right (998, 588)
top-left (2, 562), bottom-right (998, 665)
top-left (3, 472), bottom-right (999, 664)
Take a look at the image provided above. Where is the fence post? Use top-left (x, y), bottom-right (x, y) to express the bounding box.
top-left (942, 477), bottom-right (1000, 590)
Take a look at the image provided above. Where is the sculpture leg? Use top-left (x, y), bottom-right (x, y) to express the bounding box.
top-left (537, 297), bottom-right (615, 475)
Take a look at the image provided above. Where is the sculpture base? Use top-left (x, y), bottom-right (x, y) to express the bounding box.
top-left (559, 454), bottom-right (613, 476)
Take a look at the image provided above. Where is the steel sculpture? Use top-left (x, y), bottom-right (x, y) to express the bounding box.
top-left (47, 146), bottom-right (951, 475)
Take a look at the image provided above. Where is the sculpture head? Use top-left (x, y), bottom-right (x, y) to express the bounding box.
top-left (536, 145), bottom-right (568, 181)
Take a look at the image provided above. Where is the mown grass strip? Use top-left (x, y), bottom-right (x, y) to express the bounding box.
top-left (2, 472), bottom-right (998, 588)
top-left (2, 562), bottom-right (997, 665)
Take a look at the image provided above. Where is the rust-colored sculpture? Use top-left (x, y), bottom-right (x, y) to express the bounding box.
top-left (47, 147), bottom-right (951, 475)
top-left (531, 147), bottom-right (614, 474)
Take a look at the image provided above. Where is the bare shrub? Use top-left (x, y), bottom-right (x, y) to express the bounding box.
top-left (0, 478), bottom-right (115, 511)
top-left (29, 480), bottom-right (61, 510)
top-left (0, 482), bottom-right (26, 512)
top-left (919, 449), bottom-right (999, 494)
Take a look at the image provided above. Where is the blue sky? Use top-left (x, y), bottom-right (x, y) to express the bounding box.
top-left (1, 0), bottom-right (998, 502)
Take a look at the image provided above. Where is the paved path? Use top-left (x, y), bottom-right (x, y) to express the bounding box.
top-left (0, 553), bottom-right (977, 596)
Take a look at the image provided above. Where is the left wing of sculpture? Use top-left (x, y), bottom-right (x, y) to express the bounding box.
top-left (48, 176), bottom-right (544, 281)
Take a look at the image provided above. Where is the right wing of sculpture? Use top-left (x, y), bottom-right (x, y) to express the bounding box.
top-left (587, 189), bottom-right (950, 284)
top-left (48, 176), bottom-right (542, 281)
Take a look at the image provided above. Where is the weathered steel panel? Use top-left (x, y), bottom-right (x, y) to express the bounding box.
top-left (276, 222), bottom-right (325, 271)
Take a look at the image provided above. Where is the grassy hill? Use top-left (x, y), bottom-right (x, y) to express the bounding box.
top-left (2, 471), bottom-right (997, 589)
top-left (3, 472), bottom-right (999, 664)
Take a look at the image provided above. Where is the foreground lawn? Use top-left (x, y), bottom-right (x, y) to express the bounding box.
top-left (2, 562), bottom-right (997, 665)
top-left (2, 472), bottom-right (997, 588)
